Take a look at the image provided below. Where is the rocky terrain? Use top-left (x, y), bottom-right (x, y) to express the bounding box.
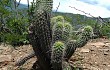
top-left (0, 38), bottom-right (110, 70)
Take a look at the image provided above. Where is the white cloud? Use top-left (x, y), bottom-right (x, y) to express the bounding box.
top-left (53, 0), bottom-right (110, 18)
top-left (96, 0), bottom-right (110, 6)
top-left (17, 0), bottom-right (110, 18)
top-left (79, 0), bottom-right (110, 8)
top-left (16, 0), bottom-right (33, 4)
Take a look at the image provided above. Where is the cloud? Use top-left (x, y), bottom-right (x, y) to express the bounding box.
top-left (16, 0), bottom-right (33, 5)
top-left (17, 0), bottom-right (110, 18)
top-left (79, 0), bottom-right (98, 5)
top-left (53, 0), bottom-right (110, 18)
top-left (79, 0), bottom-right (110, 10)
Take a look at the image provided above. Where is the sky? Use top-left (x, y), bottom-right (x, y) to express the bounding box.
top-left (16, 0), bottom-right (110, 18)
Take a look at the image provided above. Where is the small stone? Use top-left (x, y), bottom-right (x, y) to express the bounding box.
top-left (108, 65), bottom-right (110, 67)
top-left (103, 49), bottom-right (109, 52)
top-left (103, 44), bottom-right (110, 47)
top-left (98, 49), bottom-right (109, 52)
top-left (0, 55), bottom-right (12, 62)
top-left (103, 62), bottom-right (108, 65)
top-left (1, 66), bottom-right (13, 70)
top-left (90, 42), bottom-right (105, 48)
top-left (80, 49), bottom-right (90, 53)
top-left (104, 52), bottom-right (109, 55)
top-left (69, 61), bottom-right (73, 64)
top-left (1, 67), bottom-right (7, 70)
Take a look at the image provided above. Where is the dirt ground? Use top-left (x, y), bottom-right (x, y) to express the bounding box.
top-left (0, 38), bottom-right (110, 70)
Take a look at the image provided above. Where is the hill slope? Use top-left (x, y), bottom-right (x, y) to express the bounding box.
top-left (0, 38), bottom-right (110, 70)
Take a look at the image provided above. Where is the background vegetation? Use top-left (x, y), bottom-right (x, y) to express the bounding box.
top-left (0, 0), bottom-right (110, 46)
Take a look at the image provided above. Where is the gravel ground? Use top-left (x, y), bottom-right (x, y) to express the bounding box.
top-left (0, 38), bottom-right (110, 70)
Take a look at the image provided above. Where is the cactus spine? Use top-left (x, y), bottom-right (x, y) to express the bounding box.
top-left (18, 6), bottom-right (94, 69)
top-left (63, 23), bottom-right (72, 42)
top-left (64, 40), bottom-right (76, 61)
top-left (51, 20), bottom-right (73, 69)
top-left (51, 41), bottom-right (65, 70)
top-left (51, 16), bottom-right (64, 28)
top-left (64, 26), bottom-right (93, 61)
top-left (52, 22), bottom-right (72, 43)
top-left (52, 22), bottom-right (63, 43)
top-left (76, 26), bottom-right (93, 48)
top-left (28, 0), bottom-right (53, 70)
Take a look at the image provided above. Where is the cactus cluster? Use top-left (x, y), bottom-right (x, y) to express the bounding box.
top-left (51, 16), bottom-right (94, 69)
top-left (15, 0), bottom-right (94, 70)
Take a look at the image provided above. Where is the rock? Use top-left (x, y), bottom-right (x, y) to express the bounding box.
top-left (104, 52), bottom-right (109, 55)
top-left (103, 62), bottom-right (108, 65)
top-left (1, 67), bottom-right (7, 70)
top-left (0, 46), bottom-right (8, 50)
top-left (0, 55), bottom-right (12, 62)
top-left (80, 49), bottom-right (90, 53)
top-left (98, 49), bottom-right (109, 52)
top-left (90, 42), bottom-right (105, 48)
top-left (108, 65), bottom-right (110, 67)
top-left (1, 66), bottom-right (13, 70)
top-left (90, 66), bottom-right (100, 70)
top-left (103, 44), bottom-right (110, 47)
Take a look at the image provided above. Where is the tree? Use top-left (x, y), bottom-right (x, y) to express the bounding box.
top-left (0, 0), bottom-right (29, 45)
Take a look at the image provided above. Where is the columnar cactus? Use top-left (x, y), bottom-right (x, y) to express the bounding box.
top-left (64, 40), bottom-right (76, 61)
top-left (15, 51), bottom-right (35, 66)
top-left (52, 22), bottom-right (63, 43)
top-left (76, 26), bottom-right (93, 48)
top-left (64, 26), bottom-right (93, 61)
top-left (63, 23), bottom-right (72, 42)
top-left (30, 10), bottom-right (52, 70)
top-left (35, 0), bottom-right (53, 13)
top-left (15, 0), bottom-right (94, 68)
top-left (51, 16), bottom-right (64, 27)
top-left (52, 22), bottom-right (72, 43)
top-left (51, 41), bottom-right (65, 70)
top-left (28, 0), bottom-right (53, 70)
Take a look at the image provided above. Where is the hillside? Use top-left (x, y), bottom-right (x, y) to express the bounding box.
top-left (0, 38), bottom-right (110, 70)
top-left (18, 3), bottom-right (110, 24)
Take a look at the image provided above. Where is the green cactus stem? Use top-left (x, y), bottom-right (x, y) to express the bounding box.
top-left (76, 26), bottom-right (93, 48)
top-left (62, 61), bottom-right (72, 70)
top-left (63, 23), bottom-right (72, 42)
top-left (64, 40), bottom-right (76, 61)
top-left (28, 0), bottom-right (53, 70)
top-left (51, 16), bottom-right (64, 27)
top-left (64, 26), bottom-right (93, 61)
top-left (15, 51), bottom-right (35, 66)
top-left (52, 22), bottom-right (72, 43)
top-left (51, 41), bottom-right (65, 70)
top-left (52, 22), bottom-right (63, 43)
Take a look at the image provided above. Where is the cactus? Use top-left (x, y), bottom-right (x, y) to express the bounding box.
top-left (52, 22), bottom-right (72, 43)
top-left (15, 0), bottom-right (94, 68)
top-left (28, 0), bottom-right (53, 70)
top-left (51, 16), bottom-right (64, 27)
top-left (62, 61), bottom-right (72, 70)
top-left (63, 23), bottom-right (72, 42)
top-left (35, 0), bottom-right (53, 13)
top-left (52, 22), bottom-right (63, 43)
top-left (15, 17), bottom-right (72, 68)
top-left (64, 40), bottom-right (76, 61)
top-left (76, 26), bottom-right (93, 48)
top-left (64, 26), bottom-right (93, 61)
top-left (51, 41), bottom-right (65, 70)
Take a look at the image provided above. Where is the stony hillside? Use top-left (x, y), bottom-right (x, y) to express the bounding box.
top-left (0, 38), bottom-right (110, 70)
